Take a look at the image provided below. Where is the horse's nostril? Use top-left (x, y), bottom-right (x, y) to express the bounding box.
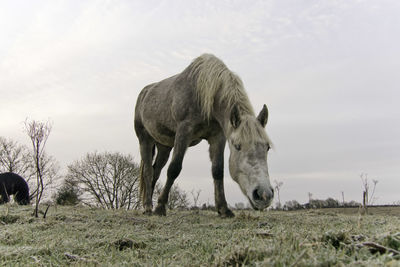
top-left (253, 187), bottom-right (273, 202)
top-left (252, 188), bottom-right (263, 201)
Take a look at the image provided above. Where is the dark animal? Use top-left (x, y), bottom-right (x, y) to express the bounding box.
top-left (134, 54), bottom-right (273, 217)
top-left (0, 172), bottom-right (30, 205)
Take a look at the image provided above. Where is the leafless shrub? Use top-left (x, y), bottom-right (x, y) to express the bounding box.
top-left (67, 151), bottom-right (140, 209)
top-left (190, 189), bottom-right (201, 208)
top-left (153, 183), bottom-right (190, 210)
top-left (24, 119), bottom-right (57, 217)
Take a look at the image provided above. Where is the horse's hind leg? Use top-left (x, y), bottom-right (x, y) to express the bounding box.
top-left (140, 142), bottom-right (155, 214)
top-left (136, 122), bottom-right (156, 214)
top-left (208, 134), bottom-right (234, 217)
top-left (151, 144), bottom-right (171, 195)
top-left (154, 123), bottom-right (192, 216)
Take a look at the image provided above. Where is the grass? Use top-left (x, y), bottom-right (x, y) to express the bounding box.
top-left (0, 205), bottom-right (399, 266)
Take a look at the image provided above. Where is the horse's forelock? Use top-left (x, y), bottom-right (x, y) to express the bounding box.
top-left (231, 116), bottom-right (271, 146)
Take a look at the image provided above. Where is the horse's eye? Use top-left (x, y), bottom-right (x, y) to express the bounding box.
top-left (234, 144), bottom-right (241, 151)
top-left (267, 144), bottom-right (271, 151)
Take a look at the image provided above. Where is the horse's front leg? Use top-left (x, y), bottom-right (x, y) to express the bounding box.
top-left (208, 134), bottom-right (234, 217)
top-left (151, 144), bottom-right (172, 195)
top-left (154, 123), bottom-right (192, 216)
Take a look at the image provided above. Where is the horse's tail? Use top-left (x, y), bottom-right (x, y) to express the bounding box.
top-left (139, 145), bottom-right (156, 206)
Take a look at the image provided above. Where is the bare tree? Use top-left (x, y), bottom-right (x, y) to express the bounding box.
top-left (24, 119), bottom-right (54, 217)
top-left (167, 184), bottom-right (189, 210)
top-left (0, 137), bottom-right (32, 178)
top-left (153, 183), bottom-right (190, 210)
top-left (190, 189), bottom-right (201, 208)
top-left (360, 173), bottom-right (379, 214)
top-left (67, 152), bottom-right (140, 209)
top-left (273, 179), bottom-right (283, 209)
top-left (341, 191), bottom-right (345, 206)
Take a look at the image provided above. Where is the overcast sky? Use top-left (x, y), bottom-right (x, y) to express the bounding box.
top-left (1, 0), bottom-right (399, 207)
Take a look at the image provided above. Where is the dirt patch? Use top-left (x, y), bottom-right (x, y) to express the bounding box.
top-left (0, 215), bottom-right (19, 224)
top-left (113, 238), bottom-right (147, 251)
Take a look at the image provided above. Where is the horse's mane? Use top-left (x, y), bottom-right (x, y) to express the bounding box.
top-left (186, 54), bottom-right (270, 144)
top-left (186, 54), bottom-right (255, 119)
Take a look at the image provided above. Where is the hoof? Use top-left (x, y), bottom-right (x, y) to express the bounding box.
top-left (154, 205), bottom-right (166, 216)
top-left (219, 209), bottom-right (235, 218)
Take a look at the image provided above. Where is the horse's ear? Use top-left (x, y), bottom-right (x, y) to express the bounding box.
top-left (257, 104), bottom-right (268, 128)
top-left (230, 105), bottom-right (241, 129)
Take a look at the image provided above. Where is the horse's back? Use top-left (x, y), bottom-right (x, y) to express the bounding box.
top-left (0, 172), bottom-right (30, 205)
top-left (135, 73), bottom-right (204, 146)
top-left (0, 172), bottom-right (28, 192)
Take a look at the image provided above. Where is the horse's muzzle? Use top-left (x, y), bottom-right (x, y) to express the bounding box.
top-left (250, 186), bottom-right (274, 210)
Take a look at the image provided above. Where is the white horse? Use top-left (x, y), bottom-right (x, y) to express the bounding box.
top-left (134, 54), bottom-right (273, 217)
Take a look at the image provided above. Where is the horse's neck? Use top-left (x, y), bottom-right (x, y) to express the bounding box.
top-left (213, 102), bottom-right (248, 138)
top-left (208, 101), bottom-right (228, 137)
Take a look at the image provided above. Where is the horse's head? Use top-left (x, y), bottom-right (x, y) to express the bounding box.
top-left (17, 197), bottom-right (30, 205)
top-left (15, 191), bottom-right (30, 205)
top-left (228, 105), bottom-right (273, 210)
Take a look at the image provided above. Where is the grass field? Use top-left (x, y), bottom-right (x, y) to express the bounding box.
top-left (1, 205), bottom-right (399, 266)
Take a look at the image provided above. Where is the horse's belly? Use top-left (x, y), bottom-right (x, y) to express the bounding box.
top-left (189, 139), bottom-right (202, 147)
top-left (144, 121), bottom-right (206, 148)
top-left (143, 121), bottom-right (176, 147)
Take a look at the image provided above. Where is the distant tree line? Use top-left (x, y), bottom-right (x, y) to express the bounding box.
top-left (280, 198), bottom-right (362, 211)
